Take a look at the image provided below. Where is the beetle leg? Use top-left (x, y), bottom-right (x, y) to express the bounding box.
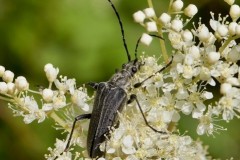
top-left (134, 57), bottom-right (173, 88)
top-left (54, 114), bottom-right (91, 160)
top-left (128, 94), bottom-right (167, 134)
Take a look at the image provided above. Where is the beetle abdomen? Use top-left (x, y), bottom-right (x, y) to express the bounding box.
top-left (87, 82), bottom-right (127, 158)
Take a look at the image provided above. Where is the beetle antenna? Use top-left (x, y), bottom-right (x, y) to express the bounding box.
top-left (134, 34), bottom-right (164, 59)
top-left (108, 0), bottom-right (131, 62)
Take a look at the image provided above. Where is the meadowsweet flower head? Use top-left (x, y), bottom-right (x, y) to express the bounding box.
top-left (1, 0), bottom-right (240, 159)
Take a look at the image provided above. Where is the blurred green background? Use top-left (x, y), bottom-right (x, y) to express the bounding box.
top-left (0, 0), bottom-right (240, 159)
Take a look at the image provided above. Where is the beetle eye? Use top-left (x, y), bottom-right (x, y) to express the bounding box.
top-left (132, 67), bottom-right (137, 73)
top-left (122, 64), bottom-right (126, 68)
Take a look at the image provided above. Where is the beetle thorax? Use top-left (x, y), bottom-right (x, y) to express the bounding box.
top-left (109, 59), bottom-right (141, 89)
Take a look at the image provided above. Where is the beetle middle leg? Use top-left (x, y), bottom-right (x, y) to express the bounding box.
top-left (127, 94), bottom-right (166, 134)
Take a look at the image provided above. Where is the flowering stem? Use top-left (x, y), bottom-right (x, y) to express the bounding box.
top-left (50, 112), bottom-right (68, 129)
top-left (147, 0), bottom-right (153, 8)
top-left (147, 0), bottom-right (169, 63)
top-left (168, 0), bottom-right (174, 13)
top-left (0, 95), bottom-right (13, 102)
top-left (219, 35), bottom-right (240, 54)
top-left (28, 89), bottom-right (41, 95)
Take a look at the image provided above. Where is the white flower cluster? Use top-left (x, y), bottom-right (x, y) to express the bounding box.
top-left (0, 64), bottom-right (91, 124)
top-left (2, 0), bottom-right (240, 159)
top-left (132, 0), bottom-right (240, 135)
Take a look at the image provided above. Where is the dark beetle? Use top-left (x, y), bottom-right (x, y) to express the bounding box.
top-left (87, 59), bottom-right (141, 157)
top-left (56, 0), bottom-right (171, 159)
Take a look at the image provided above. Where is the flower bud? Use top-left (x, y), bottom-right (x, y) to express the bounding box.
top-left (0, 82), bottom-right (8, 94)
top-left (140, 33), bottom-right (153, 46)
top-left (143, 8), bottom-right (155, 18)
top-left (230, 4), bottom-right (240, 21)
top-left (159, 13), bottom-right (171, 25)
top-left (3, 70), bottom-right (14, 83)
top-left (220, 83), bottom-right (232, 95)
top-left (228, 22), bottom-right (237, 35)
top-left (133, 11), bottom-right (146, 23)
top-left (42, 88), bottom-right (54, 102)
top-left (44, 63), bottom-right (59, 83)
top-left (207, 51), bottom-right (220, 64)
top-left (15, 76), bottom-right (29, 91)
top-left (146, 22), bottom-right (158, 32)
top-left (182, 30), bottom-right (193, 42)
top-left (171, 19), bottom-right (183, 32)
top-left (184, 4), bottom-right (198, 17)
top-left (224, 0), bottom-right (235, 5)
top-left (0, 66), bottom-right (5, 77)
top-left (236, 24), bottom-right (240, 36)
top-left (7, 82), bottom-right (15, 95)
top-left (172, 0), bottom-right (184, 12)
top-left (198, 24), bottom-right (210, 42)
top-left (217, 24), bottom-right (228, 37)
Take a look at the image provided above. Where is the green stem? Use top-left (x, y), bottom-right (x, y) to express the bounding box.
top-left (147, 0), bottom-right (169, 63)
top-left (219, 35), bottom-right (240, 54)
top-left (168, 0), bottom-right (174, 13)
top-left (147, 0), bottom-right (153, 8)
top-left (0, 95), bottom-right (13, 102)
top-left (50, 111), bottom-right (68, 128)
top-left (28, 89), bottom-right (41, 95)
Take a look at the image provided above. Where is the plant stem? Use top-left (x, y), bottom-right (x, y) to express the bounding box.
top-left (50, 112), bottom-right (68, 128)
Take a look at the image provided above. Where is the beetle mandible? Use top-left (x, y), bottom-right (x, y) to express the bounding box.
top-left (56, 0), bottom-right (172, 159)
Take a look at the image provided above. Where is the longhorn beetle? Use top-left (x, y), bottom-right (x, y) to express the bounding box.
top-left (56, 0), bottom-right (172, 159)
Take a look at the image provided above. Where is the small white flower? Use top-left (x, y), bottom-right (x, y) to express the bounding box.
top-left (159, 13), bottom-right (171, 25)
top-left (15, 76), bottom-right (29, 91)
top-left (224, 0), bottom-right (235, 5)
top-left (52, 94), bottom-right (67, 109)
top-left (140, 33), bottom-right (153, 46)
top-left (189, 45), bottom-right (200, 59)
top-left (7, 82), bottom-right (15, 95)
top-left (172, 0), bottom-right (184, 12)
top-left (202, 91), bottom-right (213, 99)
top-left (133, 11), bottom-right (145, 23)
top-left (182, 30), bottom-right (193, 42)
top-left (0, 66), bottom-right (5, 77)
top-left (226, 77), bottom-right (239, 86)
top-left (143, 8), bottom-right (155, 18)
top-left (216, 24), bottom-right (228, 37)
top-left (197, 24), bottom-right (211, 42)
top-left (227, 45), bottom-right (240, 62)
top-left (199, 67), bottom-right (211, 81)
top-left (207, 51), bottom-right (220, 64)
top-left (44, 63), bottom-right (59, 83)
top-left (236, 24), bottom-right (240, 35)
top-left (228, 22), bottom-right (237, 35)
top-left (184, 4), bottom-right (198, 17)
top-left (122, 135), bottom-right (136, 154)
top-left (220, 83), bottom-right (232, 95)
top-left (2, 70), bottom-right (14, 83)
top-left (54, 78), bottom-right (76, 94)
top-left (24, 114), bottom-right (37, 124)
top-left (71, 89), bottom-right (90, 111)
top-left (0, 82), bottom-right (8, 94)
top-left (42, 88), bottom-right (54, 102)
top-left (146, 21), bottom-right (158, 32)
top-left (171, 19), bottom-right (183, 32)
top-left (230, 4), bottom-right (240, 21)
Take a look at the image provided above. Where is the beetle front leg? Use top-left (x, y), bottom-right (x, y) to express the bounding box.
top-left (127, 94), bottom-right (167, 134)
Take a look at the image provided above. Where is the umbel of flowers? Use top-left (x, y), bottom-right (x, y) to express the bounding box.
top-left (0, 0), bottom-right (240, 159)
